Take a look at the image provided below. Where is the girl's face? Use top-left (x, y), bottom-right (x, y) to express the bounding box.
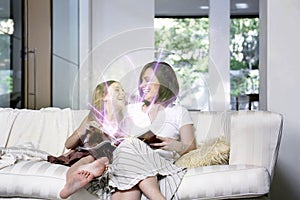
top-left (139, 67), bottom-right (160, 103)
top-left (105, 82), bottom-right (126, 110)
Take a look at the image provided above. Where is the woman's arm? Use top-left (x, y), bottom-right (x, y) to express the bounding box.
top-left (178, 124), bottom-right (196, 155)
top-left (65, 115), bottom-right (89, 149)
top-left (154, 124), bottom-right (196, 156)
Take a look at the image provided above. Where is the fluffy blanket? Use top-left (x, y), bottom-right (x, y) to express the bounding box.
top-left (0, 142), bottom-right (50, 170)
top-left (0, 107), bottom-right (76, 156)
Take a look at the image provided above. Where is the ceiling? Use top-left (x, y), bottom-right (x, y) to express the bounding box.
top-left (0, 0), bottom-right (259, 19)
top-left (155, 0), bottom-right (259, 17)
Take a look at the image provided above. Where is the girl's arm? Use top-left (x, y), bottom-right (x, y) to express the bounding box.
top-left (65, 115), bottom-right (89, 149)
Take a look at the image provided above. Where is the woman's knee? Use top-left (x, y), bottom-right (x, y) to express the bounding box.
top-left (111, 187), bottom-right (141, 200)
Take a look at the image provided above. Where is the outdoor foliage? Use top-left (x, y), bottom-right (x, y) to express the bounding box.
top-left (230, 18), bottom-right (259, 96)
top-left (154, 18), bottom-right (210, 109)
top-left (154, 17), bottom-right (259, 104)
top-left (0, 19), bottom-right (14, 95)
top-left (0, 74), bottom-right (13, 94)
top-left (155, 18), bottom-right (209, 77)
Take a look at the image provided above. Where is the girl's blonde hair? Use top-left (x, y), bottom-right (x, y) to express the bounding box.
top-left (88, 80), bottom-right (118, 122)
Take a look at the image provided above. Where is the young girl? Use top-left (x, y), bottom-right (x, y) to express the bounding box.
top-left (48, 80), bottom-right (126, 199)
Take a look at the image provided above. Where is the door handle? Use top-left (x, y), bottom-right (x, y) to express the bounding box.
top-left (25, 47), bottom-right (37, 109)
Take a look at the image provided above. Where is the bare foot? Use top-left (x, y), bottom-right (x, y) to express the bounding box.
top-left (78, 157), bottom-right (109, 177)
top-left (60, 170), bottom-right (94, 199)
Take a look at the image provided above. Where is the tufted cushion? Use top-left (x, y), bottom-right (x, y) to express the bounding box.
top-left (178, 164), bottom-right (270, 199)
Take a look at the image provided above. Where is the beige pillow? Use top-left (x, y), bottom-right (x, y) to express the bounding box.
top-left (175, 136), bottom-right (230, 168)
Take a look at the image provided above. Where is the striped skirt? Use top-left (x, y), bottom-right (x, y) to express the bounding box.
top-left (108, 137), bottom-right (186, 200)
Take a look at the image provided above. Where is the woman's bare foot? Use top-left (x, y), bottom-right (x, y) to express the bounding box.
top-left (60, 170), bottom-right (94, 199)
top-left (78, 157), bottom-right (109, 177)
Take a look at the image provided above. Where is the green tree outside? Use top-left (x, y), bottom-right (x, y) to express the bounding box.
top-left (155, 17), bottom-right (259, 109)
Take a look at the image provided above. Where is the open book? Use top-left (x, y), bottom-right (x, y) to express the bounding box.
top-left (137, 130), bottom-right (162, 149)
top-left (78, 140), bottom-right (116, 163)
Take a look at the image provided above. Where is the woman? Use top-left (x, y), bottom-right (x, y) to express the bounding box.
top-left (52, 80), bottom-right (126, 199)
top-left (109, 61), bottom-right (196, 200)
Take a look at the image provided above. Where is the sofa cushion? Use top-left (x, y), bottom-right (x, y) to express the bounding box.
top-left (177, 164), bottom-right (270, 200)
top-left (5, 108), bottom-right (76, 156)
top-left (189, 111), bottom-right (230, 144)
top-left (0, 108), bottom-right (18, 147)
top-left (0, 160), bottom-right (97, 200)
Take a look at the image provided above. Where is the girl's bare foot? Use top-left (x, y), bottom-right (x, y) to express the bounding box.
top-left (78, 157), bottom-right (109, 177)
top-left (60, 170), bottom-right (94, 199)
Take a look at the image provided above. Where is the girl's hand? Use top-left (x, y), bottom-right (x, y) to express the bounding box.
top-left (87, 120), bottom-right (101, 130)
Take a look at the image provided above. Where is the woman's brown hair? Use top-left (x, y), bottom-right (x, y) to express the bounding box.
top-left (138, 61), bottom-right (179, 106)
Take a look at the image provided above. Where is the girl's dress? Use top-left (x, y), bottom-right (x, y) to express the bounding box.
top-left (47, 123), bottom-right (114, 166)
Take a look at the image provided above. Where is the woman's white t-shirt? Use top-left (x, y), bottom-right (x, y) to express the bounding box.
top-left (124, 102), bottom-right (193, 160)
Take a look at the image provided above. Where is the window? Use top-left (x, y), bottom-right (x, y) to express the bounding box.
top-left (0, 19), bottom-right (13, 98)
top-left (230, 18), bottom-right (259, 110)
top-left (154, 18), bottom-right (210, 110)
top-left (0, 0), bottom-right (23, 108)
top-left (0, 13), bottom-right (14, 107)
top-left (154, 17), bottom-right (259, 110)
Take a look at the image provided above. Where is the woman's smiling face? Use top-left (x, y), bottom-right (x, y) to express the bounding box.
top-left (139, 67), bottom-right (160, 103)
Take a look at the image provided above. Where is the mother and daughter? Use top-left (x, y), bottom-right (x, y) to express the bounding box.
top-left (56, 61), bottom-right (196, 200)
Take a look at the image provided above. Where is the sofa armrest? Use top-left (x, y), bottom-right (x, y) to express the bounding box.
top-left (229, 111), bottom-right (283, 180)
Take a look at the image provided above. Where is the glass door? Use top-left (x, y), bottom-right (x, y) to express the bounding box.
top-left (0, 0), bottom-right (23, 108)
top-left (0, 0), bottom-right (51, 109)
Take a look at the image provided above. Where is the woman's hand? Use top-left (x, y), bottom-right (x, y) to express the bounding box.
top-left (149, 124), bottom-right (196, 156)
top-left (150, 136), bottom-right (183, 153)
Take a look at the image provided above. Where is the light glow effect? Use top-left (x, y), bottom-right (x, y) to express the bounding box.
top-left (88, 103), bottom-right (124, 144)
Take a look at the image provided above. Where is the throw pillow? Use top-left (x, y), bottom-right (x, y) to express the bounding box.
top-left (175, 136), bottom-right (230, 168)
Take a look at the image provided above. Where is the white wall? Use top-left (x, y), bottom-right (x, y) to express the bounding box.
top-left (209, 0), bottom-right (230, 111)
top-left (78, 0), bottom-right (155, 109)
top-left (52, 0), bottom-right (79, 108)
top-left (52, 0), bottom-right (155, 109)
top-left (260, 0), bottom-right (300, 199)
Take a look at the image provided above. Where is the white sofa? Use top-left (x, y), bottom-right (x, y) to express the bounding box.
top-left (0, 107), bottom-right (283, 200)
